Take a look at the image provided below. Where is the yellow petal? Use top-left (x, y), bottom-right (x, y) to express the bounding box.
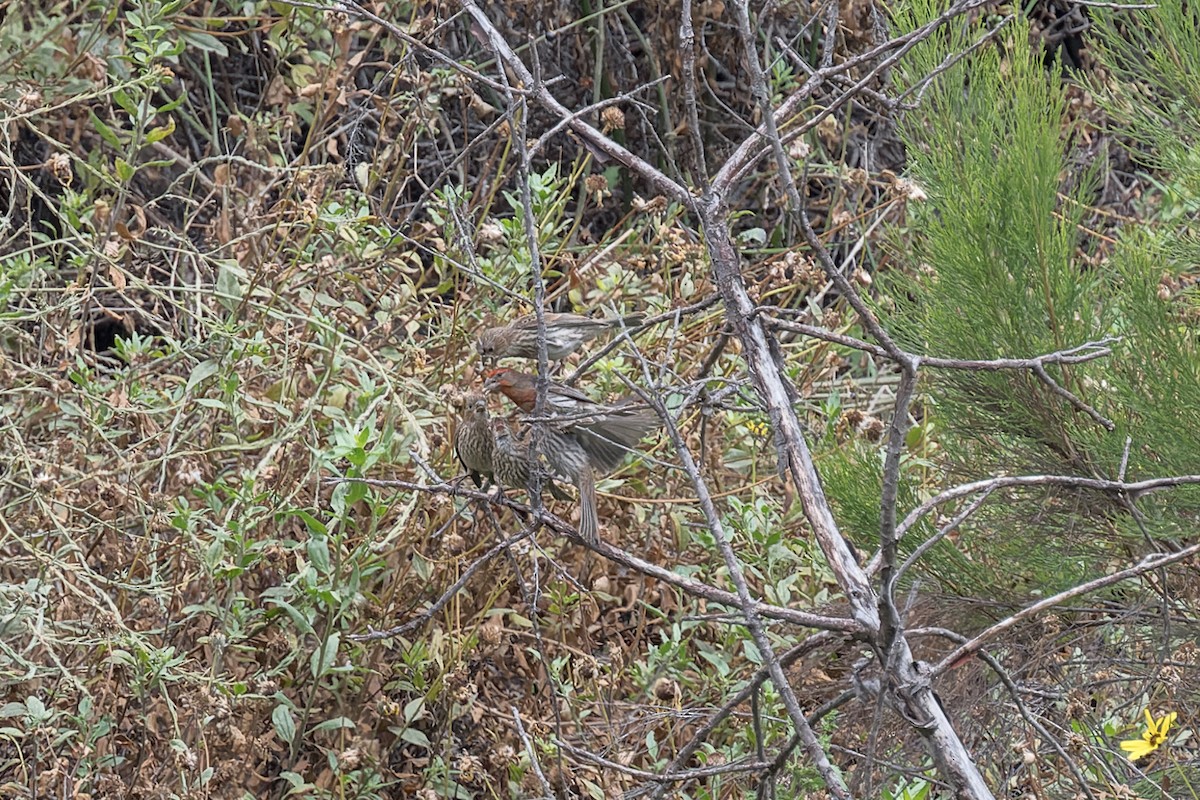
top-left (1121, 739), bottom-right (1155, 761)
top-left (1144, 708), bottom-right (1156, 728)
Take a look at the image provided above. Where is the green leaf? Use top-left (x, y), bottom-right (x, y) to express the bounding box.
top-left (144, 116), bottom-right (176, 144)
top-left (180, 29), bottom-right (228, 57)
top-left (344, 478), bottom-right (368, 506)
top-left (344, 446), bottom-right (367, 469)
top-left (215, 259), bottom-right (244, 305)
top-left (156, 93), bottom-right (186, 114)
top-left (307, 536), bottom-right (330, 574)
top-left (399, 726), bottom-right (431, 748)
top-left (311, 716), bottom-right (355, 733)
top-left (403, 696), bottom-right (424, 723)
top-left (271, 704), bottom-right (296, 743)
top-left (114, 88), bottom-right (139, 117)
top-left (0, 702), bottom-right (29, 718)
top-left (185, 359), bottom-right (220, 394)
top-left (291, 510), bottom-right (327, 536)
top-left (279, 770), bottom-right (306, 789)
top-left (90, 112), bottom-right (124, 148)
top-left (262, 597), bottom-right (314, 634)
top-left (309, 632), bottom-right (339, 678)
top-left (114, 157), bottom-right (136, 182)
top-left (738, 227), bottom-right (767, 245)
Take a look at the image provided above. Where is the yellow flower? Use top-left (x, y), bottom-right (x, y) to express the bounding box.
top-left (744, 419), bottom-right (769, 437)
top-left (1120, 709), bottom-right (1177, 761)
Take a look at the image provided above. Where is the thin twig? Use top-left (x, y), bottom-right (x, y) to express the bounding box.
top-left (512, 707), bottom-right (555, 799)
top-left (892, 487), bottom-right (996, 583)
top-left (560, 741), bottom-right (770, 781)
top-left (459, 0), bottom-right (696, 208)
top-left (932, 542), bottom-right (1200, 676)
top-left (349, 528), bottom-right (531, 641)
top-left (324, 476), bottom-right (861, 632)
top-left (911, 627), bottom-right (1100, 800)
top-left (640, 633), bottom-right (841, 799)
top-left (627, 367), bottom-right (850, 797)
top-left (889, 471), bottom-right (1200, 556)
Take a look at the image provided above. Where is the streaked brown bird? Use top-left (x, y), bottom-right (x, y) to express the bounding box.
top-left (492, 418), bottom-right (599, 542)
top-left (476, 312), bottom-right (644, 361)
top-left (490, 418), bottom-right (572, 503)
top-left (540, 430), bottom-right (599, 544)
top-left (453, 393), bottom-right (494, 488)
top-left (483, 368), bottom-right (657, 471)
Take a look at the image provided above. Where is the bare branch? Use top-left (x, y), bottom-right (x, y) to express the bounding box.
top-left (879, 363), bottom-right (921, 652)
top-left (679, 0), bottom-right (709, 188)
top-left (710, 0), bottom-right (997, 194)
top-left (631, 380), bottom-right (853, 798)
top-left (512, 707), bottom-right (555, 800)
top-left (890, 471), bottom-right (1200, 557)
top-left (640, 634), bottom-right (843, 798)
top-left (1032, 360), bottom-right (1115, 430)
top-left (327, 477), bottom-right (861, 633)
top-left (897, 14), bottom-right (1016, 106)
top-left (931, 541), bottom-right (1200, 675)
top-left (528, 76), bottom-right (672, 159)
top-left (893, 488), bottom-right (996, 585)
top-left (911, 627), bottom-right (1101, 800)
top-left (768, 316), bottom-right (1118, 371)
top-left (560, 741), bottom-right (769, 782)
top-left (459, 1), bottom-right (695, 208)
top-left (349, 528), bottom-right (533, 641)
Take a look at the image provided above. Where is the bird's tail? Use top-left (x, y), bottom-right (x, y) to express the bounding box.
top-left (576, 467), bottom-right (599, 543)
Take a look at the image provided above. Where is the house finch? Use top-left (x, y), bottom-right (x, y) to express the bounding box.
top-left (490, 418), bottom-right (571, 503)
top-left (453, 393), bottom-right (494, 487)
top-left (482, 368), bottom-right (657, 472)
top-left (492, 419), bottom-right (599, 542)
top-left (476, 312), bottom-right (644, 361)
top-left (541, 430), bottom-right (599, 544)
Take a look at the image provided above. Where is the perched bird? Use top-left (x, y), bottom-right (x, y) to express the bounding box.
top-left (492, 419), bottom-right (599, 542)
top-left (540, 429), bottom-right (599, 544)
top-left (453, 393), bottom-right (494, 487)
top-left (455, 393), bottom-right (597, 541)
top-left (476, 312), bottom-right (644, 361)
top-left (483, 368), bottom-right (657, 471)
top-left (490, 418), bottom-right (572, 503)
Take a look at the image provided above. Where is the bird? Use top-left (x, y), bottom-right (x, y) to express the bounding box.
top-left (491, 418), bottom-right (599, 542)
top-left (454, 393), bottom-right (598, 542)
top-left (490, 418), bottom-right (572, 503)
top-left (538, 430), bottom-right (599, 544)
top-left (476, 311), bottom-right (644, 361)
top-left (482, 368), bottom-right (657, 472)
top-left (453, 393), bottom-right (495, 488)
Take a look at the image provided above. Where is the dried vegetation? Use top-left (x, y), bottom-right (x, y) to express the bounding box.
top-left (1, 1), bottom-right (1197, 799)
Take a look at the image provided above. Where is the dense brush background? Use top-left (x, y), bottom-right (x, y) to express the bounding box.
top-left (2, 0), bottom-right (1200, 798)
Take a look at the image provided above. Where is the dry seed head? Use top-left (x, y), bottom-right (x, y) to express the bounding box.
top-left (788, 139), bottom-right (811, 160)
top-left (584, 173), bottom-right (609, 201)
top-left (600, 106), bottom-right (625, 132)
